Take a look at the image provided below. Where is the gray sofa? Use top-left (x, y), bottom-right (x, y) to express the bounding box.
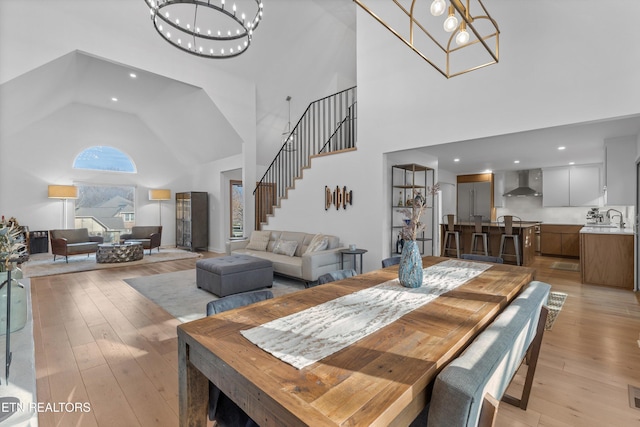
top-left (226, 230), bottom-right (347, 284)
top-left (50, 228), bottom-right (104, 262)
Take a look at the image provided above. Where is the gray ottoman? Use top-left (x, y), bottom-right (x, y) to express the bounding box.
top-left (196, 255), bottom-right (273, 297)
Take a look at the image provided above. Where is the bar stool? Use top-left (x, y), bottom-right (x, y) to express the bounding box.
top-left (441, 214), bottom-right (461, 258)
top-left (498, 215), bottom-right (522, 265)
top-left (470, 215), bottom-right (489, 256)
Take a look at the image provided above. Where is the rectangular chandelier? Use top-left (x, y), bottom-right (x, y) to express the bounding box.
top-left (354, 0), bottom-right (499, 78)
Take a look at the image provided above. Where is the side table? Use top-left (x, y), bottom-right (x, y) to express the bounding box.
top-left (340, 248), bottom-right (368, 274)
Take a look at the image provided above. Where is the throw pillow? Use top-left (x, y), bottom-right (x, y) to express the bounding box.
top-left (304, 234), bottom-right (329, 254)
top-left (245, 230), bottom-right (270, 251)
top-left (273, 239), bottom-right (298, 257)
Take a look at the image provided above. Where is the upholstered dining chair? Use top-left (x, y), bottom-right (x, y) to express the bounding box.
top-left (381, 256), bottom-right (401, 268)
top-left (317, 269), bottom-right (357, 285)
top-left (205, 290), bottom-right (273, 426)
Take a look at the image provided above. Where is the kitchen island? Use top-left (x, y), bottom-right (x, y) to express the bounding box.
top-left (580, 226), bottom-right (634, 289)
top-left (440, 221), bottom-right (536, 266)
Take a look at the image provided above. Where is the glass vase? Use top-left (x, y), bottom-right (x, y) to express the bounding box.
top-left (0, 268), bottom-right (27, 334)
top-left (398, 240), bottom-right (423, 288)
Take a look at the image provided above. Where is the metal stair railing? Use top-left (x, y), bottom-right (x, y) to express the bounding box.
top-left (254, 87), bottom-right (357, 228)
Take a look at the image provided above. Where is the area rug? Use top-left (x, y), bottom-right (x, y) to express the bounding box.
top-left (545, 291), bottom-right (568, 330)
top-left (123, 270), bottom-right (303, 323)
top-left (20, 248), bottom-right (202, 278)
top-left (550, 262), bottom-right (580, 272)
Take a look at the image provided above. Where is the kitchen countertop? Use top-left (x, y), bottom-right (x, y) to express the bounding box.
top-left (443, 222), bottom-right (537, 228)
top-left (580, 226), bottom-right (634, 235)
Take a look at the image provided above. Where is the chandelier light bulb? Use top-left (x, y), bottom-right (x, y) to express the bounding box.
top-left (443, 5), bottom-right (458, 32)
top-left (430, 0), bottom-right (446, 17)
top-left (456, 26), bottom-right (470, 46)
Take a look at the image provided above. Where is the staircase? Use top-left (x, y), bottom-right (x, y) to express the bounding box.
top-left (254, 87), bottom-right (357, 229)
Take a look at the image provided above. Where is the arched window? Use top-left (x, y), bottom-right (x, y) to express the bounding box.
top-left (73, 146), bottom-right (136, 173)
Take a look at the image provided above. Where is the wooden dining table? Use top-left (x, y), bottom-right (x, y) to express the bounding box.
top-left (178, 256), bottom-right (535, 427)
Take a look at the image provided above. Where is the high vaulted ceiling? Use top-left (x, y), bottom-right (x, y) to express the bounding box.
top-left (0, 50), bottom-right (244, 166)
top-left (0, 0), bottom-right (357, 166)
top-left (1, 1), bottom-right (637, 173)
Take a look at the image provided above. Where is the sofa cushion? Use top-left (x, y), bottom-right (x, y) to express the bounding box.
top-left (51, 228), bottom-right (90, 244)
top-left (234, 249), bottom-right (303, 279)
top-left (246, 231), bottom-right (270, 251)
top-left (305, 234), bottom-right (329, 254)
top-left (278, 231), bottom-right (310, 257)
top-left (273, 239), bottom-right (298, 257)
top-left (65, 242), bottom-right (100, 254)
top-left (130, 226), bottom-right (161, 239)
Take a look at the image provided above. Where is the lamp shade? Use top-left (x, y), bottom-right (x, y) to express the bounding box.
top-left (149, 189), bottom-right (171, 201)
top-left (48, 185), bottom-right (78, 199)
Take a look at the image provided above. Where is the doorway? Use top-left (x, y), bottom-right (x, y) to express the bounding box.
top-left (230, 180), bottom-right (244, 238)
top-left (636, 161), bottom-right (639, 291)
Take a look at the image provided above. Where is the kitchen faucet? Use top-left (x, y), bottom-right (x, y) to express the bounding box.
top-left (606, 209), bottom-right (625, 228)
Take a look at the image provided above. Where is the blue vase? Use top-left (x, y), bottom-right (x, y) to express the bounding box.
top-left (399, 240), bottom-right (423, 288)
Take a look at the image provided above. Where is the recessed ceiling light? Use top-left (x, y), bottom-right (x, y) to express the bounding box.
top-left (569, 161), bottom-right (575, 165)
top-left (483, 169), bottom-right (492, 173)
top-left (558, 146), bottom-right (566, 150)
top-left (111, 97), bottom-right (118, 102)
top-left (129, 73), bottom-right (137, 78)
top-left (514, 160), bottom-right (520, 164)
top-left (454, 158), bottom-right (460, 162)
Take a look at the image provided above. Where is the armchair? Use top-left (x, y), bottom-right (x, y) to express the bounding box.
top-left (49, 228), bottom-right (104, 263)
top-left (120, 226), bottom-right (162, 254)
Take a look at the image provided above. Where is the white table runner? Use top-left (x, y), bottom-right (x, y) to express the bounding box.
top-left (240, 259), bottom-right (491, 369)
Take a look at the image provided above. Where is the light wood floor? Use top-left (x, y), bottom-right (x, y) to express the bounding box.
top-left (29, 254), bottom-right (640, 426)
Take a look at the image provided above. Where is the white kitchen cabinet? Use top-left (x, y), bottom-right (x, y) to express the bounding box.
top-left (542, 168), bottom-right (569, 206)
top-left (605, 136), bottom-right (636, 206)
top-left (543, 165), bottom-right (602, 207)
top-left (569, 165), bottom-right (601, 206)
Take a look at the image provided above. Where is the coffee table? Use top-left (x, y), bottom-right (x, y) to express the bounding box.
top-left (96, 242), bottom-right (144, 263)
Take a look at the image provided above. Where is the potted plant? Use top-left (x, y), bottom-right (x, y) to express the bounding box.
top-left (0, 221), bottom-right (28, 334)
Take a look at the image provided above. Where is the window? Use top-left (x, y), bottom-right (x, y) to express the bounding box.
top-left (73, 146), bottom-right (136, 173)
top-left (230, 180), bottom-right (244, 237)
top-left (74, 184), bottom-right (136, 243)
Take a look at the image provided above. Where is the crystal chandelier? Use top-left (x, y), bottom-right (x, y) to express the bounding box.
top-left (144, 0), bottom-right (264, 59)
top-left (354, 0), bottom-right (499, 78)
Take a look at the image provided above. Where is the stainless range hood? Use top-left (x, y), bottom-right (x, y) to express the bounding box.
top-left (503, 170), bottom-right (542, 197)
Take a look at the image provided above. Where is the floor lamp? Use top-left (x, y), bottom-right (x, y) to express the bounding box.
top-left (48, 185), bottom-right (78, 229)
top-left (149, 189), bottom-right (171, 226)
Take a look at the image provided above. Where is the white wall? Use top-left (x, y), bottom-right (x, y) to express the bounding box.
top-left (262, 1), bottom-right (640, 273)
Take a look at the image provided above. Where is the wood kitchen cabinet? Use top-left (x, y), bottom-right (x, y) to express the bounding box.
top-left (540, 224), bottom-right (582, 257)
top-left (581, 231), bottom-right (634, 289)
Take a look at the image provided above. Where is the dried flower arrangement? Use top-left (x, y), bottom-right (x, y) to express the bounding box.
top-left (398, 184), bottom-right (440, 240)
